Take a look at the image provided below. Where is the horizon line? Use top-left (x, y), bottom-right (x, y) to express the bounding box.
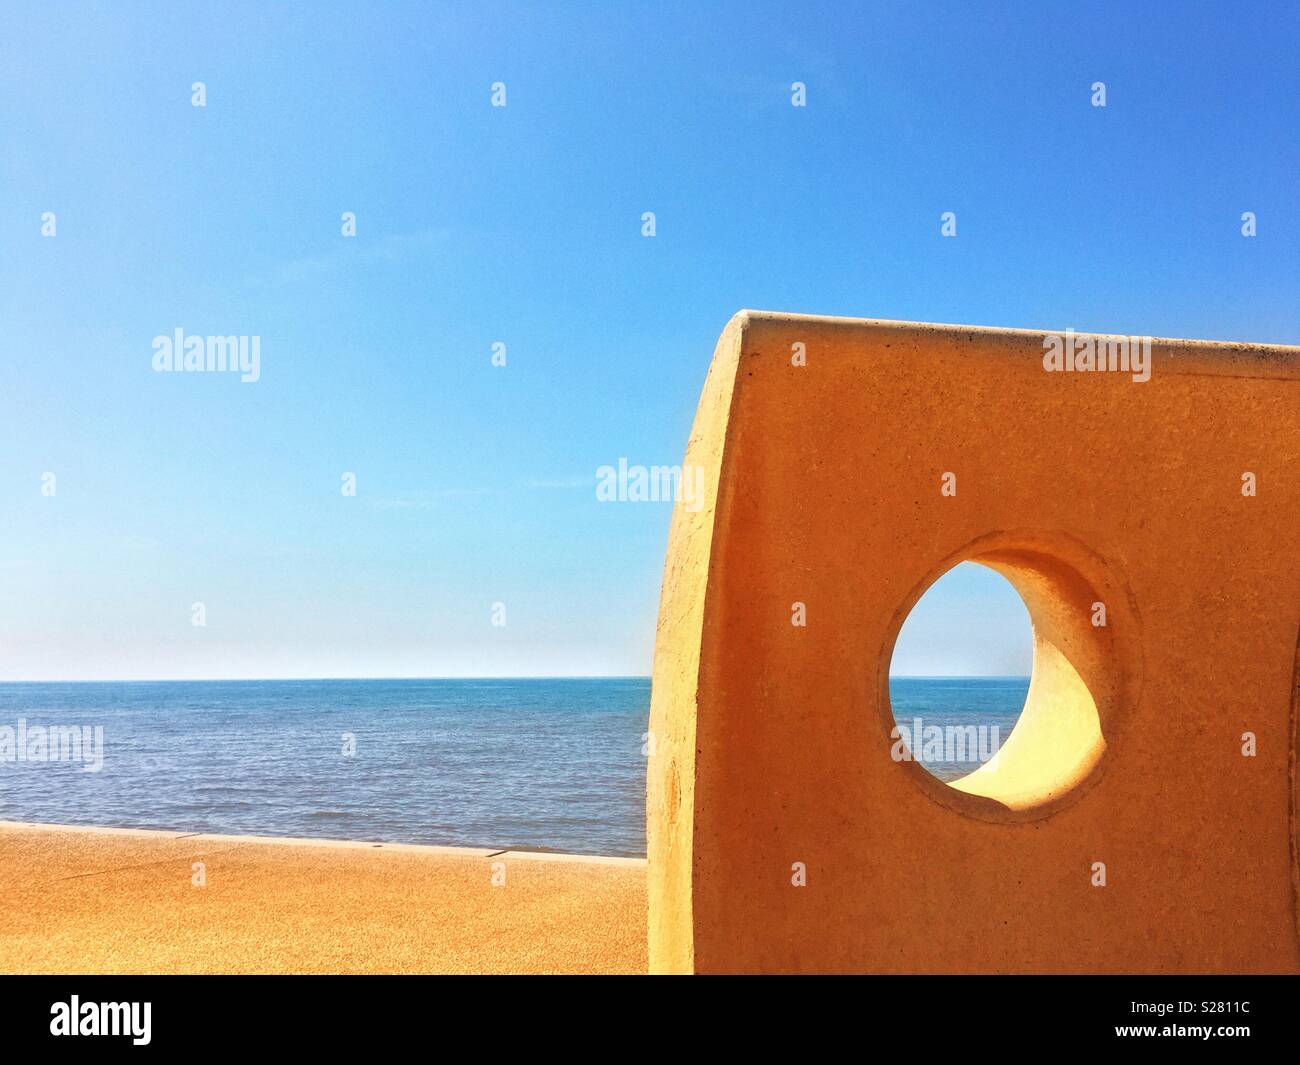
top-left (0, 673), bottom-right (1033, 684)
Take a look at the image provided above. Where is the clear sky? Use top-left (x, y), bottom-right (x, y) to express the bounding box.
top-left (1, 1), bottom-right (1295, 680)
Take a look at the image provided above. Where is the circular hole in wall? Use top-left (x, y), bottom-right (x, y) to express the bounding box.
top-left (885, 542), bottom-right (1123, 817)
top-left (888, 562), bottom-right (1032, 784)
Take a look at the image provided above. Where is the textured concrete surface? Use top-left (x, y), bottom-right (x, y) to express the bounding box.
top-left (648, 311), bottom-right (1300, 974)
top-left (0, 821), bottom-right (646, 974)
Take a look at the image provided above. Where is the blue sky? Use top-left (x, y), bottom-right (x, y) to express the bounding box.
top-left (1, 1), bottom-right (1295, 679)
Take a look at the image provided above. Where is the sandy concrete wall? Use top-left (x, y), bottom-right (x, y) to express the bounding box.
top-left (648, 311), bottom-right (1300, 973)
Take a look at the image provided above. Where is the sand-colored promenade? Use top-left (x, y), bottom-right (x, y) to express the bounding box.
top-left (0, 821), bottom-right (646, 974)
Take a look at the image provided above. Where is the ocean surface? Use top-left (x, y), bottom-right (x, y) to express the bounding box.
top-left (887, 676), bottom-right (1029, 782)
top-left (0, 677), bottom-right (1027, 856)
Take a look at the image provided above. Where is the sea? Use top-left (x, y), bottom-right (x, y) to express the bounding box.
top-left (0, 676), bottom-right (1028, 857)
